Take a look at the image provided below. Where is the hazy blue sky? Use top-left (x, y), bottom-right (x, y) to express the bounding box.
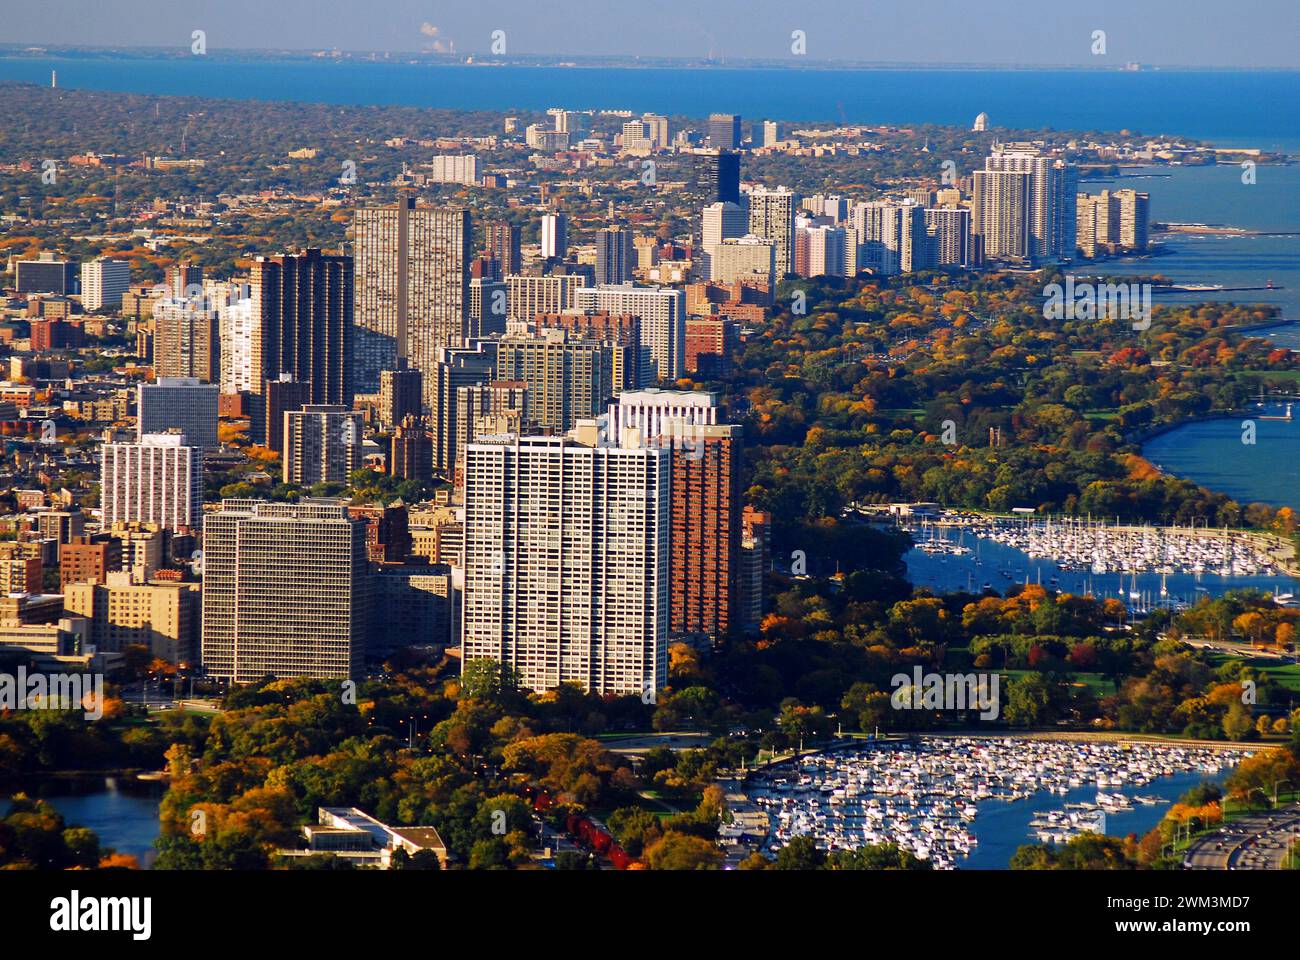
top-left (5, 0), bottom-right (1298, 69)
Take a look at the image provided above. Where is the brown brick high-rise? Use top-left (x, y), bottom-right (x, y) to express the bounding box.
top-left (669, 424), bottom-right (742, 643)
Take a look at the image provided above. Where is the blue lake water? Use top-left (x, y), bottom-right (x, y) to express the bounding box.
top-left (1142, 410), bottom-right (1300, 510)
top-left (1, 57), bottom-right (1298, 150)
top-left (964, 768), bottom-right (1228, 869)
top-left (2, 777), bottom-right (162, 867)
top-left (905, 534), bottom-right (1295, 601)
top-left (1258, 321), bottom-right (1300, 350)
top-left (1085, 163), bottom-right (1300, 321)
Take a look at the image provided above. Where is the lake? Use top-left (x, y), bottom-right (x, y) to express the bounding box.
top-left (2, 776), bottom-right (163, 867)
top-left (1, 57), bottom-right (1298, 150)
top-left (1142, 407), bottom-right (1300, 510)
top-left (963, 768), bottom-right (1227, 869)
top-left (1085, 163), bottom-right (1300, 321)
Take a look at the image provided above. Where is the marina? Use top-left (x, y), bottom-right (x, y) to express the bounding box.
top-left (894, 512), bottom-right (1296, 608)
top-left (743, 738), bottom-right (1245, 869)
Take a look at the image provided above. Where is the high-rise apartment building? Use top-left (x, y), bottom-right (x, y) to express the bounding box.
top-left (1076, 188), bottom-right (1150, 257)
top-left (641, 113), bottom-right (671, 149)
top-left (709, 236), bottom-right (776, 285)
top-left (80, 258), bottom-right (131, 311)
top-left (283, 405), bottom-right (364, 486)
top-left (101, 432), bottom-right (203, 533)
top-left (352, 200), bottom-right (471, 404)
top-left (505, 273), bottom-right (587, 321)
top-left (746, 186), bottom-right (797, 278)
top-left (246, 248), bottom-right (353, 442)
top-left (572, 284), bottom-right (686, 382)
top-left (261, 374), bottom-right (311, 454)
top-left (427, 154), bottom-right (479, 185)
top-left (153, 297), bottom-right (220, 382)
top-left (667, 422), bottom-right (743, 641)
top-left (975, 145), bottom-right (1076, 262)
top-left (485, 221), bottom-right (522, 276)
top-left (496, 330), bottom-right (605, 432)
top-left (924, 207), bottom-right (973, 268)
top-left (461, 434), bottom-right (670, 695)
top-left (535, 310), bottom-right (645, 392)
top-left (850, 201), bottom-right (929, 276)
top-left (200, 499), bottom-right (369, 681)
top-left (595, 226), bottom-right (635, 285)
top-left (451, 380), bottom-right (530, 485)
top-left (541, 212), bottom-right (568, 260)
top-left (972, 169), bottom-right (1031, 261)
top-left (607, 390), bottom-right (741, 643)
top-left (378, 359), bottom-right (423, 429)
top-left (431, 342), bottom-right (498, 477)
top-left (137, 377), bottom-right (219, 450)
top-left (218, 295), bottom-right (258, 394)
top-left (468, 278), bottom-right (509, 338)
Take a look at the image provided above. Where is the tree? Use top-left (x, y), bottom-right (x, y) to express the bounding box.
top-left (773, 835), bottom-right (825, 870)
top-left (643, 832), bottom-right (722, 870)
top-left (1223, 701), bottom-right (1254, 741)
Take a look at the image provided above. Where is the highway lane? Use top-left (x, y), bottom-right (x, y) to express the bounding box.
top-left (1185, 805), bottom-right (1300, 870)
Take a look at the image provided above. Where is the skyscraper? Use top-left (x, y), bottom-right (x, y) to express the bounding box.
top-left (200, 499), bottom-right (369, 681)
top-left (496, 329), bottom-right (606, 432)
top-left (261, 374), bottom-right (311, 455)
top-left (747, 186), bottom-right (797, 279)
top-left (431, 342), bottom-right (498, 477)
top-left (972, 169), bottom-right (1031, 262)
top-left (152, 297), bottom-right (220, 383)
top-left (1076, 188), bottom-right (1150, 257)
top-left (462, 433), bottom-right (669, 696)
top-left (572, 284), bottom-right (686, 382)
top-left (695, 150), bottom-right (741, 205)
top-left (541, 212), bottom-right (568, 260)
top-left (282, 405), bottom-right (364, 486)
top-left (976, 145), bottom-right (1076, 262)
top-left (101, 433), bottom-right (203, 534)
top-left (708, 114), bottom-right (742, 150)
top-left (485, 221), bottom-right (521, 276)
top-left (137, 378), bottom-right (219, 451)
top-left (378, 359), bottom-right (423, 430)
top-left (701, 201), bottom-right (748, 279)
top-left (594, 226), bottom-right (635, 285)
top-left (506, 273), bottom-right (588, 322)
top-left (451, 380), bottom-right (530, 485)
top-left (667, 422), bottom-right (743, 642)
top-left (352, 200), bottom-right (471, 403)
top-left (246, 248), bottom-right (353, 442)
top-left (924, 207), bottom-right (973, 268)
top-left (80, 258), bottom-right (131, 311)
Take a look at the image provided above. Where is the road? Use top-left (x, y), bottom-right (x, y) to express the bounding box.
top-left (1184, 805), bottom-right (1300, 870)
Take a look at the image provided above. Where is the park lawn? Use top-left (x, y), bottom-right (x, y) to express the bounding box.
top-left (997, 668), bottom-right (1115, 696)
top-left (1205, 653), bottom-right (1300, 693)
top-left (1237, 369), bottom-right (1300, 383)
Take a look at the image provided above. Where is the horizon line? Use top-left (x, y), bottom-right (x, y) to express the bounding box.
top-left (2, 43), bottom-right (1298, 74)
